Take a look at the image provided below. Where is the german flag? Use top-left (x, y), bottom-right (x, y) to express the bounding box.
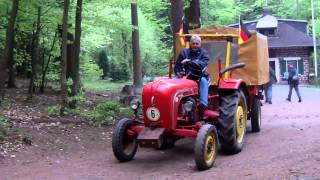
top-left (238, 19), bottom-right (251, 45)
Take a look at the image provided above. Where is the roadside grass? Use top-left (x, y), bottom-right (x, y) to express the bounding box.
top-left (47, 101), bottom-right (133, 125)
top-left (83, 79), bottom-right (130, 93)
top-left (305, 82), bottom-right (320, 88)
top-left (310, 83), bottom-right (320, 88)
top-left (46, 79), bottom-right (135, 125)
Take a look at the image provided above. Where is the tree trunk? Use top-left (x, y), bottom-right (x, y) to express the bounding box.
top-left (170, 0), bottom-right (184, 58)
top-left (69, 0), bottom-right (82, 109)
top-left (0, 0), bottom-right (19, 100)
top-left (188, 0), bottom-right (201, 29)
top-left (28, 7), bottom-right (42, 99)
top-left (7, 0), bottom-right (19, 88)
top-left (203, 0), bottom-right (209, 25)
top-left (131, 0), bottom-right (143, 95)
top-left (60, 0), bottom-right (69, 115)
top-left (122, 32), bottom-right (131, 71)
top-left (40, 30), bottom-right (58, 93)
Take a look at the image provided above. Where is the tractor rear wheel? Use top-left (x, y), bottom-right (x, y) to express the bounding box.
top-left (251, 97), bottom-right (261, 132)
top-left (218, 90), bottom-right (247, 154)
top-left (194, 124), bottom-right (218, 170)
top-left (112, 118), bottom-right (138, 162)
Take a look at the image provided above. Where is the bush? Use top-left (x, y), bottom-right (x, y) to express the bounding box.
top-left (109, 57), bottom-right (130, 81)
top-left (46, 101), bottom-right (133, 126)
top-left (92, 101), bottom-right (121, 125)
top-left (0, 117), bottom-right (8, 141)
top-left (81, 54), bottom-right (103, 81)
top-left (47, 105), bottom-right (62, 116)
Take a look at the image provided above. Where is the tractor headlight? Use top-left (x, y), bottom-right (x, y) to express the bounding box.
top-left (130, 97), bottom-right (140, 110)
top-left (182, 100), bottom-right (194, 112)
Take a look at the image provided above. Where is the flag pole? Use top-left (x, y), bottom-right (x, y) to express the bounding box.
top-left (311, 0), bottom-right (318, 79)
top-left (238, 15), bottom-right (240, 44)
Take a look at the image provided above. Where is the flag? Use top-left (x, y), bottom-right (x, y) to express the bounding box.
top-left (238, 18), bottom-right (251, 45)
top-left (178, 17), bottom-right (189, 47)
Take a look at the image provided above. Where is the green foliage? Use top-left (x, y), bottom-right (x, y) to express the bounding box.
top-left (81, 0), bottom-right (170, 80)
top-left (47, 105), bottom-right (62, 116)
top-left (0, 116), bottom-right (9, 140)
top-left (200, 0), bottom-right (238, 26)
top-left (312, 19), bottom-right (320, 38)
top-left (97, 48), bottom-right (109, 78)
top-left (109, 56), bottom-right (130, 81)
top-left (1, 0), bottom-right (319, 98)
top-left (92, 101), bottom-right (121, 125)
top-left (81, 54), bottom-right (103, 81)
top-left (0, 0), bottom-right (10, 50)
top-left (309, 52), bottom-right (320, 74)
top-left (67, 90), bottom-right (85, 105)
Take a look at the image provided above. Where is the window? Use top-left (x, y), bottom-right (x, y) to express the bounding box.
top-left (280, 57), bottom-right (304, 80)
top-left (267, 29), bottom-right (275, 36)
top-left (258, 28), bottom-right (276, 36)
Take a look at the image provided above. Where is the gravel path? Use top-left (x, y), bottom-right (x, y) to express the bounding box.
top-left (1, 85), bottom-right (320, 180)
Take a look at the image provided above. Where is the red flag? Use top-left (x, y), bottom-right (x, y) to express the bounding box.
top-left (238, 19), bottom-right (251, 44)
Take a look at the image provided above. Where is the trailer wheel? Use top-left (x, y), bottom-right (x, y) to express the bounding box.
top-left (194, 124), bottom-right (218, 170)
top-left (112, 118), bottom-right (138, 162)
top-left (218, 90), bottom-right (247, 154)
top-left (251, 98), bottom-right (261, 132)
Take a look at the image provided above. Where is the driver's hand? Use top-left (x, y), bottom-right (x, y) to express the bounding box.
top-left (181, 59), bottom-right (190, 65)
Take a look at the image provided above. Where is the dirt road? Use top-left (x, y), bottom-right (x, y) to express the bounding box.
top-left (1, 85), bottom-right (320, 180)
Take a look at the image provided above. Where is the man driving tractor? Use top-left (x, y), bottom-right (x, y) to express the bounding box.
top-left (174, 35), bottom-right (210, 114)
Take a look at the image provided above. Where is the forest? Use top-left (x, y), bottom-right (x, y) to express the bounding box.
top-left (0, 0), bottom-right (319, 125)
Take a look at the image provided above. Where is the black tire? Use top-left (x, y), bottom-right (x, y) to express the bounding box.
top-left (218, 90), bottom-right (247, 154)
top-left (251, 98), bottom-right (261, 132)
top-left (112, 118), bottom-right (138, 162)
top-left (194, 124), bottom-right (218, 171)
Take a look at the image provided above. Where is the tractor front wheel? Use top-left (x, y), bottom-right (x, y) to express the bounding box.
top-left (218, 90), bottom-right (247, 154)
top-left (194, 124), bottom-right (218, 170)
top-left (112, 118), bottom-right (138, 162)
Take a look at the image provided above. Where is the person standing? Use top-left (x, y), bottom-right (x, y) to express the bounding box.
top-left (265, 67), bottom-right (277, 104)
top-left (286, 64), bottom-right (302, 102)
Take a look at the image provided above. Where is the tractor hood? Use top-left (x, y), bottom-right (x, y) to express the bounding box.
top-left (142, 77), bottom-right (198, 130)
top-left (144, 77), bottom-right (198, 93)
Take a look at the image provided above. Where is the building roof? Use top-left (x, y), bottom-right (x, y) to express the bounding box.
top-left (228, 18), bottom-right (320, 48)
top-left (256, 15), bottom-right (278, 29)
top-left (268, 22), bottom-right (318, 48)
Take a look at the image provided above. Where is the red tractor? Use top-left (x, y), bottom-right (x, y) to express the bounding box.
top-left (112, 29), bottom-right (269, 170)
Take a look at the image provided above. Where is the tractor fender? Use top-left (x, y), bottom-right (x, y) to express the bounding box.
top-left (218, 78), bottom-right (246, 90)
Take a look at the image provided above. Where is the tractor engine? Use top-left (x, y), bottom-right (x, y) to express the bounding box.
top-left (142, 77), bottom-right (199, 131)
